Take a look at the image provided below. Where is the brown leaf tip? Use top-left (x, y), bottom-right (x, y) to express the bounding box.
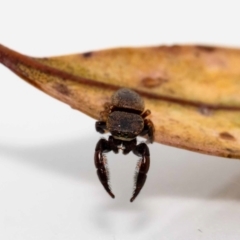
top-left (219, 132), bottom-right (236, 141)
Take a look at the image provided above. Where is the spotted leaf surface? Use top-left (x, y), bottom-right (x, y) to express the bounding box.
top-left (1, 44), bottom-right (240, 158)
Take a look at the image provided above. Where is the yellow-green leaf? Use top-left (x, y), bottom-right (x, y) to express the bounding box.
top-left (1, 44), bottom-right (240, 158)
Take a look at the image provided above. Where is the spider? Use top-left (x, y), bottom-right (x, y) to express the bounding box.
top-left (95, 88), bottom-right (154, 202)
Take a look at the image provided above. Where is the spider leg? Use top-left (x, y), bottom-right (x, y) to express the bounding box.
top-left (140, 119), bottom-right (155, 143)
top-left (95, 121), bottom-right (107, 134)
top-left (122, 139), bottom-right (137, 155)
top-left (94, 138), bottom-right (115, 198)
top-left (130, 142), bottom-right (150, 202)
top-left (141, 109), bottom-right (151, 119)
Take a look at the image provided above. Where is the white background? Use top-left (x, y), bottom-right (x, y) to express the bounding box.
top-left (1, 1), bottom-right (240, 239)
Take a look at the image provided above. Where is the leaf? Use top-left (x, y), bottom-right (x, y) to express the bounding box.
top-left (1, 44), bottom-right (240, 158)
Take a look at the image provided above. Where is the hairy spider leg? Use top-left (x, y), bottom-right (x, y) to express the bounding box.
top-left (131, 143), bottom-right (150, 202)
top-left (94, 138), bottom-right (115, 198)
top-left (95, 120), bottom-right (152, 202)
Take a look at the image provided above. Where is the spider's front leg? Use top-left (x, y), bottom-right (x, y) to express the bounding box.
top-left (94, 138), bottom-right (115, 198)
top-left (140, 119), bottom-right (155, 143)
top-left (95, 121), bottom-right (107, 134)
top-left (130, 142), bottom-right (150, 202)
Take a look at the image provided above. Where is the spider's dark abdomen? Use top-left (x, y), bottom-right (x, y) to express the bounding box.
top-left (107, 111), bottom-right (144, 140)
top-left (111, 88), bottom-right (144, 112)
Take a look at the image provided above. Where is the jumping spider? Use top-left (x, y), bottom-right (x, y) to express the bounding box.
top-left (95, 88), bottom-right (154, 202)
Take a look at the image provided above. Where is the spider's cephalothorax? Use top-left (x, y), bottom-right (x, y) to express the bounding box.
top-left (95, 88), bottom-right (154, 202)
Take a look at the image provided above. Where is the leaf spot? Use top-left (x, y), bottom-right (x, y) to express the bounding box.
top-left (219, 132), bottom-right (235, 141)
top-left (196, 45), bottom-right (216, 52)
top-left (54, 83), bottom-right (70, 96)
top-left (198, 106), bottom-right (212, 116)
top-left (82, 52), bottom-right (93, 58)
